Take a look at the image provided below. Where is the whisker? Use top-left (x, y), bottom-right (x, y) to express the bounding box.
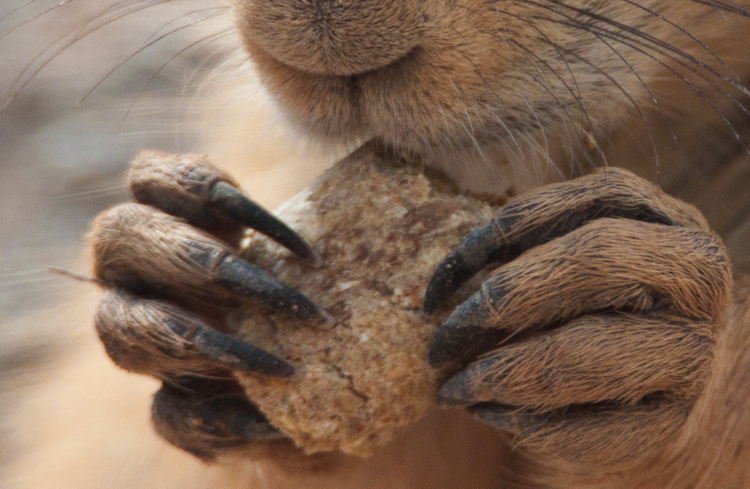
top-left (487, 4), bottom-right (610, 167)
top-left (117, 28), bottom-right (234, 132)
top-left (3, 0), bottom-right (170, 107)
top-left (572, 21), bottom-right (750, 153)
top-left (144, 5), bottom-right (228, 44)
top-left (691, 0), bottom-right (750, 17)
top-left (54, 186), bottom-right (128, 202)
top-left (541, 0), bottom-right (750, 98)
top-left (79, 8), bottom-right (228, 105)
top-left (446, 23), bottom-right (527, 164)
top-left (517, 0), bottom-right (750, 153)
top-left (0, 0), bottom-right (53, 23)
top-left (470, 2), bottom-right (583, 165)
top-left (0, 0), bottom-right (78, 42)
top-left (539, 33), bottom-right (662, 175)
top-left (619, 0), bottom-right (743, 86)
top-left (506, 36), bottom-right (591, 169)
top-left (519, 0), bottom-right (750, 123)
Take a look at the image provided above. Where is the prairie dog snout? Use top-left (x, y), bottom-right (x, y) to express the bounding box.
top-left (233, 0), bottom-right (424, 76)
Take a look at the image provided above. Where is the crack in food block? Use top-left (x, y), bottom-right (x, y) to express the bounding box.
top-left (232, 146), bottom-right (495, 456)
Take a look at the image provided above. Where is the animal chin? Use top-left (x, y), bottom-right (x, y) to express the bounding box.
top-left (250, 39), bottom-right (419, 82)
top-left (244, 41), bottom-right (430, 145)
top-left (232, 0), bottom-right (435, 143)
top-left (245, 29), bottom-right (525, 157)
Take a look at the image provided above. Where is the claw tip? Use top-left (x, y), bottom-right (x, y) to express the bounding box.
top-left (307, 250), bottom-right (324, 269)
top-left (317, 308), bottom-right (337, 328)
top-left (436, 373), bottom-right (474, 406)
top-left (428, 321), bottom-right (505, 369)
top-left (259, 358), bottom-right (296, 378)
top-left (423, 254), bottom-right (475, 315)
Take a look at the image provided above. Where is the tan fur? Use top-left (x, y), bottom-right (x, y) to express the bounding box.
top-left (227, 3), bottom-right (750, 483)
top-left (4, 0), bottom-right (750, 488)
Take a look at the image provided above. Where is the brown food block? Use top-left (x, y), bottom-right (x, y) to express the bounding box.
top-left (232, 145), bottom-right (494, 456)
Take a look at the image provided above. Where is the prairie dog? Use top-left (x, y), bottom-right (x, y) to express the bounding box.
top-left (5, 1), bottom-right (750, 489)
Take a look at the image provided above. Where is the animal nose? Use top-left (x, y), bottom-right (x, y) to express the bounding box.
top-left (234, 0), bottom-right (424, 76)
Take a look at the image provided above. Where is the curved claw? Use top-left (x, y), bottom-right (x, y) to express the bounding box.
top-left (213, 253), bottom-right (324, 320)
top-left (96, 289), bottom-right (295, 377)
top-left (128, 151), bottom-right (321, 266)
top-left (465, 402), bottom-right (521, 430)
top-left (428, 293), bottom-right (507, 367)
top-left (423, 168), bottom-right (691, 314)
top-left (178, 318), bottom-right (295, 377)
top-left (209, 181), bottom-right (322, 267)
top-left (423, 225), bottom-right (509, 315)
top-left (92, 204), bottom-right (327, 322)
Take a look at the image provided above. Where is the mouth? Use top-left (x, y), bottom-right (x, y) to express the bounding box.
top-left (244, 38), bottom-right (429, 141)
top-left (256, 41), bottom-right (421, 83)
top-left (351, 46), bottom-right (421, 80)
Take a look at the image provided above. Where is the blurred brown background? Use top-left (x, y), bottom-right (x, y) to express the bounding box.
top-left (1, 0), bottom-right (227, 325)
top-left (0, 0), bottom-right (223, 475)
top-left (0, 1), bottom-right (341, 484)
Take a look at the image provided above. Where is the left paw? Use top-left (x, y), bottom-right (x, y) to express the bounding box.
top-left (425, 168), bottom-right (732, 466)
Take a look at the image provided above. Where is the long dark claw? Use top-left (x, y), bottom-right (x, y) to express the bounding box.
top-left (436, 354), bottom-right (506, 406)
top-left (92, 204), bottom-right (326, 321)
top-left (128, 151), bottom-right (321, 266)
top-left (423, 225), bottom-right (507, 314)
top-left (436, 369), bottom-right (479, 406)
top-left (184, 321), bottom-right (295, 377)
top-left (152, 378), bottom-right (284, 461)
top-left (214, 253), bottom-right (324, 320)
top-left (96, 289), bottom-right (295, 377)
top-left (428, 290), bottom-right (506, 367)
top-left (209, 181), bottom-right (322, 267)
top-left (424, 168), bottom-right (683, 313)
top-left (466, 403), bottom-right (522, 431)
top-left (429, 325), bottom-right (505, 368)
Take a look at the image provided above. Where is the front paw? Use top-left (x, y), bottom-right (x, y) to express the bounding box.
top-left (425, 168), bottom-right (732, 467)
top-left (90, 151), bottom-right (326, 460)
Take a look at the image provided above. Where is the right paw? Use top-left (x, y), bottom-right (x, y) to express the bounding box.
top-left (90, 151), bottom-right (326, 460)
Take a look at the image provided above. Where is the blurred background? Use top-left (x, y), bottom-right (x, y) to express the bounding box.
top-left (0, 1), bottom-right (342, 485)
top-left (1, 1), bottom-right (749, 487)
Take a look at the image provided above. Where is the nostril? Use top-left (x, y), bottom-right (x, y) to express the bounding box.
top-left (233, 0), bottom-right (424, 76)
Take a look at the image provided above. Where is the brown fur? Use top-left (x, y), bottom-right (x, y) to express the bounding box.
top-left (229, 2), bottom-right (750, 484)
top-left (4, 0), bottom-right (750, 488)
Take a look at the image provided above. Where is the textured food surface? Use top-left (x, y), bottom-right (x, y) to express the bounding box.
top-left (232, 146), bottom-right (494, 456)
